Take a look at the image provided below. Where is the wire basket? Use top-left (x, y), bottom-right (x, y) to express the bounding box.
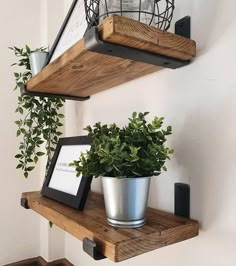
top-left (84, 0), bottom-right (175, 31)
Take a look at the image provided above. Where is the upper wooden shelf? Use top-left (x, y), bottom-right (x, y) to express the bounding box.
top-left (22, 191), bottom-right (199, 262)
top-left (26, 15), bottom-right (196, 99)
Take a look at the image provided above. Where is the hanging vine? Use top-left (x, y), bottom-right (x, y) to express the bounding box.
top-left (10, 45), bottom-right (64, 178)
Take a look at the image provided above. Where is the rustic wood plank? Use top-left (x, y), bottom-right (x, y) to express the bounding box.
top-left (27, 40), bottom-right (161, 98)
top-left (98, 15), bottom-right (196, 60)
top-left (26, 15), bottom-right (196, 98)
top-left (116, 232), bottom-right (165, 261)
top-left (21, 191), bottom-right (199, 262)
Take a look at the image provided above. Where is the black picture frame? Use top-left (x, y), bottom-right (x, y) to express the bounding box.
top-left (45, 0), bottom-right (80, 65)
top-left (41, 136), bottom-right (92, 210)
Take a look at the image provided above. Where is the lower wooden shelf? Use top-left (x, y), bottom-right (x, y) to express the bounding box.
top-left (21, 191), bottom-right (199, 262)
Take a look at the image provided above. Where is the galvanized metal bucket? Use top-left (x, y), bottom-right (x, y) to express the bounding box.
top-left (101, 176), bottom-right (151, 228)
top-left (29, 51), bottom-right (48, 76)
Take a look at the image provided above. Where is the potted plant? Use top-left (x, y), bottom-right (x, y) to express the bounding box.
top-left (9, 45), bottom-right (64, 178)
top-left (71, 112), bottom-right (173, 228)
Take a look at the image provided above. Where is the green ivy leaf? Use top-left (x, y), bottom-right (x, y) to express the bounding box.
top-left (34, 156), bottom-right (38, 163)
top-left (19, 107), bottom-right (23, 114)
top-left (49, 221), bottom-right (53, 228)
top-left (162, 166), bottom-right (167, 171)
top-left (24, 172), bottom-right (28, 178)
top-left (20, 128), bottom-right (27, 134)
top-left (25, 45), bottom-right (31, 54)
top-left (16, 164), bottom-right (23, 169)
top-left (36, 152), bottom-right (45, 156)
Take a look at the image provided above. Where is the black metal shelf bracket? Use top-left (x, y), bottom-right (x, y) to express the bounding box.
top-left (20, 85), bottom-right (90, 102)
top-left (175, 16), bottom-right (191, 39)
top-left (174, 183), bottom-right (190, 218)
top-left (21, 198), bottom-right (30, 209)
top-left (84, 26), bottom-right (190, 69)
top-left (83, 237), bottom-right (106, 260)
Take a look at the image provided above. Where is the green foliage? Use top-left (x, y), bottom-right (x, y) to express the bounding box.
top-left (71, 112), bottom-right (174, 178)
top-left (49, 221), bottom-right (54, 228)
top-left (10, 45), bottom-right (64, 178)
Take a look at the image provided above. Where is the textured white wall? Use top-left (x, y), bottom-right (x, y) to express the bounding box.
top-left (0, 1), bottom-right (67, 264)
top-left (62, 0), bottom-right (236, 265)
top-left (0, 1), bottom-right (43, 264)
top-left (39, 0), bottom-right (66, 262)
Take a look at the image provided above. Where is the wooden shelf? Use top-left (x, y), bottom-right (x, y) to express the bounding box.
top-left (22, 191), bottom-right (199, 262)
top-left (26, 15), bottom-right (196, 99)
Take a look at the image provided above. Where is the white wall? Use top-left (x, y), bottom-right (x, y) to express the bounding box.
top-left (0, 1), bottom-right (43, 264)
top-left (62, 0), bottom-right (236, 265)
top-left (39, 0), bottom-right (66, 262)
top-left (0, 1), bottom-right (68, 264)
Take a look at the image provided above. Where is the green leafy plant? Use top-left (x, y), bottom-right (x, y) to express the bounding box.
top-left (10, 45), bottom-right (64, 178)
top-left (71, 112), bottom-right (174, 178)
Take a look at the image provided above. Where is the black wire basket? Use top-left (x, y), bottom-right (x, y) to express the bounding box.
top-left (84, 0), bottom-right (175, 31)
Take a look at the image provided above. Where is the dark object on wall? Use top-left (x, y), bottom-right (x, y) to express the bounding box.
top-left (83, 237), bottom-right (106, 260)
top-left (174, 183), bottom-right (190, 218)
top-left (41, 136), bottom-right (92, 210)
top-left (20, 198), bottom-right (29, 209)
top-left (175, 16), bottom-right (191, 38)
top-left (84, 0), bottom-right (175, 31)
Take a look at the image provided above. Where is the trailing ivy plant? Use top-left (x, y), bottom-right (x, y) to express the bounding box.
top-left (10, 45), bottom-right (64, 178)
top-left (71, 112), bottom-right (174, 178)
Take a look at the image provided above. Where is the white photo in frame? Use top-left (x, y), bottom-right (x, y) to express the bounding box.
top-left (48, 144), bottom-right (90, 195)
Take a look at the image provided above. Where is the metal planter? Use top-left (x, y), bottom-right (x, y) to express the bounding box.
top-left (101, 176), bottom-right (151, 228)
top-left (29, 51), bottom-right (48, 76)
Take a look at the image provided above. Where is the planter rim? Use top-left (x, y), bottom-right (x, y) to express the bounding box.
top-left (101, 176), bottom-right (152, 179)
top-left (30, 51), bottom-right (48, 54)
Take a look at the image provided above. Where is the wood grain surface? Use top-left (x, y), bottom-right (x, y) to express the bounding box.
top-left (26, 15), bottom-right (196, 98)
top-left (98, 15), bottom-right (196, 60)
top-left (22, 191), bottom-right (199, 262)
